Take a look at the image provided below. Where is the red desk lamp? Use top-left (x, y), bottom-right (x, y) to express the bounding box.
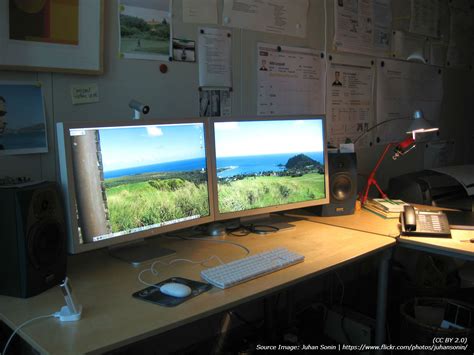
top-left (358, 110), bottom-right (439, 205)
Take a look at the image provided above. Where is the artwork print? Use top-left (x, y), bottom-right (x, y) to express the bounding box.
top-left (9, 0), bottom-right (79, 45)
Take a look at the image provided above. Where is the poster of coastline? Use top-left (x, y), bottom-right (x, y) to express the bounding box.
top-left (119, 0), bottom-right (171, 61)
top-left (214, 119), bottom-right (326, 213)
top-left (0, 81), bottom-right (48, 155)
top-left (98, 123), bottom-right (209, 233)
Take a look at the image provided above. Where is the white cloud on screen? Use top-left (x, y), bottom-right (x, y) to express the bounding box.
top-left (215, 122), bottom-right (239, 130)
top-left (146, 126), bottom-right (163, 136)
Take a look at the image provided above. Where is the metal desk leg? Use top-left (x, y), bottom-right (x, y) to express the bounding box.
top-left (264, 297), bottom-right (277, 343)
top-left (375, 248), bottom-right (393, 354)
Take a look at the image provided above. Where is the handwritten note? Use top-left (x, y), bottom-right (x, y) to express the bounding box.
top-left (71, 84), bottom-right (99, 105)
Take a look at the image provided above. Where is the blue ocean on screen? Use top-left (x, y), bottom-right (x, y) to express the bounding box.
top-left (217, 152), bottom-right (324, 178)
top-left (104, 157), bottom-right (206, 179)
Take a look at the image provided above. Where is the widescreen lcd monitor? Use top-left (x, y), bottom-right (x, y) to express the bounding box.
top-left (211, 116), bottom-right (329, 220)
top-left (57, 118), bottom-right (214, 254)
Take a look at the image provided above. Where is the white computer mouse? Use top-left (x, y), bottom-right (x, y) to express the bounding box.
top-left (160, 282), bottom-right (192, 298)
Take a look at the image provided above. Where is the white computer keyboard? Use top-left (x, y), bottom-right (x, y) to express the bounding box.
top-left (201, 247), bottom-right (304, 289)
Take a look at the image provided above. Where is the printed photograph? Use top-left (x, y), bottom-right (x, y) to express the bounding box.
top-left (9, 0), bottom-right (79, 45)
top-left (0, 82), bottom-right (47, 155)
top-left (214, 120), bottom-right (326, 213)
top-left (199, 90), bottom-right (231, 117)
top-left (71, 123), bottom-right (209, 240)
top-left (172, 38), bottom-right (196, 62)
top-left (119, 0), bottom-right (171, 60)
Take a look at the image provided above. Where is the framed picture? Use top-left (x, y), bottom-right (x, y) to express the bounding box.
top-left (0, 81), bottom-right (48, 155)
top-left (0, 0), bottom-right (103, 75)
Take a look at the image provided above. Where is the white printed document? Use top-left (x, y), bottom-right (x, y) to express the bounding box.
top-left (182, 0), bottom-right (218, 24)
top-left (198, 28), bottom-right (232, 88)
top-left (334, 0), bottom-right (391, 56)
top-left (327, 63), bottom-right (374, 146)
top-left (409, 0), bottom-right (439, 38)
top-left (376, 59), bottom-right (443, 143)
top-left (223, 0), bottom-right (309, 38)
top-left (257, 43), bottom-right (325, 116)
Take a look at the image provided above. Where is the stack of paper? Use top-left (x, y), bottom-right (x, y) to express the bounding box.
top-left (363, 199), bottom-right (408, 218)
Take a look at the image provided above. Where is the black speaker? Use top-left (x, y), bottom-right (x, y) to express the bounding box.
top-left (310, 152), bottom-right (357, 216)
top-left (0, 181), bottom-right (67, 298)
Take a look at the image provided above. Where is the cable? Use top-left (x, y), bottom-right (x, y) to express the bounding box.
top-left (139, 233), bottom-right (252, 288)
top-left (138, 255), bottom-right (225, 288)
top-left (138, 233), bottom-right (252, 289)
top-left (226, 223), bottom-right (279, 236)
top-left (352, 117), bottom-right (413, 144)
top-left (164, 231), bottom-right (251, 255)
top-left (334, 271), bottom-right (353, 345)
top-left (181, 236), bottom-right (251, 256)
top-left (2, 314), bottom-right (55, 355)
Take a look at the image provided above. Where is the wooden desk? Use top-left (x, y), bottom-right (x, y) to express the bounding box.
top-left (287, 207), bottom-right (474, 355)
top-left (0, 219), bottom-right (395, 354)
top-left (288, 207), bottom-right (474, 260)
top-left (399, 230), bottom-right (474, 261)
top-left (287, 208), bottom-right (400, 237)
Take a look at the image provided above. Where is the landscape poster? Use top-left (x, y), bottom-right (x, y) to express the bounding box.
top-left (96, 123), bottom-right (209, 236)
top-left (0, 82), bottom-right (48, 155)
top-left (119, 0), bottom-right (171, 61)
top-left (214, 120), bottom-right (326, 214)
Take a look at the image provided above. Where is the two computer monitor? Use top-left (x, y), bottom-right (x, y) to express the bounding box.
top-left (57, 116), bottom-right (329, 254)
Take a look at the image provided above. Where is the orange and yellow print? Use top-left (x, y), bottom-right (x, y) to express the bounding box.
top-left (9, 0), bottom-right (79, 45)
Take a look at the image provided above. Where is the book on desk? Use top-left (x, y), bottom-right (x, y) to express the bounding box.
top-left (362, 199), bottom-right (407, 219)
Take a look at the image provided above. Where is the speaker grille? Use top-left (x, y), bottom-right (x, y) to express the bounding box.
top-left (307, 153), bottom-right (357, 217)
top-left (33, 189), bottom-right (57, 218)
top-left (27, 220), bottom-right (65, 269)
top-left (0, 182), bottom-right (67, 297)
top-left (331, 173), bottom-right (355, 201)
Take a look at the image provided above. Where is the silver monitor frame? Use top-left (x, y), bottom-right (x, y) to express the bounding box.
top-left (209, 115), bottom-right (330, 221)
top-left (57, 118), bottom-right (216, 254)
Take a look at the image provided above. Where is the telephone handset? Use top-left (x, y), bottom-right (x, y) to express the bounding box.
top-left (400, 205), bottom-right (451, 237)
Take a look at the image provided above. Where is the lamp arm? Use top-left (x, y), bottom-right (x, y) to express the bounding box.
top-left (352, 117), bottom-right (412, 145)
top-left (360, 143), bottom-right (393, 205)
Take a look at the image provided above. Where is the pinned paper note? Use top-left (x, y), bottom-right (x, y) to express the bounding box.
top-left (71, 84), bottom-right (99, 105)
top-left (183, 0), bottom-right (218, 24)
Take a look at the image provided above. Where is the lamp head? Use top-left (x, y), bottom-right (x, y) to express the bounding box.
top-left (406, 109), bottom-right (439, 138)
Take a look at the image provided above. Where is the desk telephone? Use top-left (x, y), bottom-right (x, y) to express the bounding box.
top-left (400, 205), bottom-right (451, 237)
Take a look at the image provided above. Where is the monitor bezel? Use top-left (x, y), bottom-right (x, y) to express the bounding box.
top-left (209, 115), bottom-right (330, 221)
top-left (57, 117), bottom-right (216, 254)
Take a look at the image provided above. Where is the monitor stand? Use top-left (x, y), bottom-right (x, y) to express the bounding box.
top-left (108, 238), bottom-right (175, 267)
top-left (240, 213), bottom-right (298, 232)
top-left (205, 222), bottom-right (227, 237)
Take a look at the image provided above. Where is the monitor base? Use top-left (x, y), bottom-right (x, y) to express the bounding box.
top-left (206, 222), bottom-right (227, 237)
top-left (108, 238), bottom-right (175, 267)
top-left (240, 213), bottom-right (298, 232)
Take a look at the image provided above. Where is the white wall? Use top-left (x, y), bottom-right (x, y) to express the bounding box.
top-left (1, 0), bottom-right (473, 190)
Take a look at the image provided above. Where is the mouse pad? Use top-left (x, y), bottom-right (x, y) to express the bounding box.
top-left (132, 277), bottom-right (212, 307)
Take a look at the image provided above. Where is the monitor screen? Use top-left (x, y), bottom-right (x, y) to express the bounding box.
top-left (57, 119), bottom-right (214, 254)
top-left (212, 116), bottom-right (329, 219)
